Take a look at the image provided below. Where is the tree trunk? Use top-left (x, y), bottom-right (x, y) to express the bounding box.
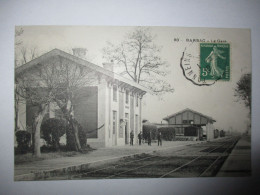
top-left (33, 104), bottom-right (48, 157)
top-left (55, 99), bottom-right (82, 151)
top-left (55, 140), bottom-right (60, 151)
top-left (66, 99), bottom-right (81, 151)
top-left (71, 119), bottom-right (82, 152)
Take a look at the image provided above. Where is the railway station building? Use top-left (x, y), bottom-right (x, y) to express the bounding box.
top-left (162, 108), bottom-right (216, 141)
top-left (15, 48), bottom-right (147, 148)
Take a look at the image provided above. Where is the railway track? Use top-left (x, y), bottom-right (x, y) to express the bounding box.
top-left (63, 136), bottom-right (239, 179)
top-left (160, 137), bottom-right (239, 178)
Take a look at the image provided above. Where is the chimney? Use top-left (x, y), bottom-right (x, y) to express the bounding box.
top-left (102, 60), bottom-right (114, 72)
top-left (72, 48), bottom-right (87, 59)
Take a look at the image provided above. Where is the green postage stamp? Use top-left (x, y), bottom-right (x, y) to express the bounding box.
top-left (200, 43), bottom-right (230, 81)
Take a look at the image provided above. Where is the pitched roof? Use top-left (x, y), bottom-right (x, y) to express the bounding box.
top-left (163, 108), bottom-right (216, 122)
top-left (15, 48), bottom-right (148, 94)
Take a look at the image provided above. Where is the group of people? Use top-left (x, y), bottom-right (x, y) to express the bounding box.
top-left (129, 130), bottom-right (162, 146)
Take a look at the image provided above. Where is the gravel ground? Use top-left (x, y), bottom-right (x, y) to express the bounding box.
top-left (43, 137), bottom-right (237, 180)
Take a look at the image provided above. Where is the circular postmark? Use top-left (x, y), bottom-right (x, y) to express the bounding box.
top-left (180, 42), bottom-right (230, 86)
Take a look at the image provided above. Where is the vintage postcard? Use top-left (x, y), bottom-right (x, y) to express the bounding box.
top-left (14, 26), bottom-right (251, 180)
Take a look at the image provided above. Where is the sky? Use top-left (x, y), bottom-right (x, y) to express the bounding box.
top-left (15, 26), bottom-right (251, 133)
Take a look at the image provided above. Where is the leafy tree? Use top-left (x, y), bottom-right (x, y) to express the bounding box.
top-left (143, 124), bottom-right (157, 140)
top-left (15, 130), bottom-right (31, 154)
top-left (103, 27), bottom-right (174, 95)
top-left (41, 118), bottom-right (67, 150)
top-left (235, 73), bottom-right (251, 113)
top-left (158, 127), bottom-right (175, 141)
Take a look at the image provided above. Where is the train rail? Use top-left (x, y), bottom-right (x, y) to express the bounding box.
top-left (160, 137), bottom-right (239, 178)
top-left (199, 138), bottom-right (238, 177)
top-left (70, 144), bottom-right (190, 179)
top-left (44, 136), bottom-right (239, 180)
top-left (64, 136), bottom-right (238, 179)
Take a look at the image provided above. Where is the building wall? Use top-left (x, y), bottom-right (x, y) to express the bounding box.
top-left (194, 114), bottom-right (201, 124)
top-left (176, 114), bottom-right (182, 124)
top-left (16, 76), bottom-right (144, 148)
top-left (124, 90), bottom-right (130, 145)
top-left (105, 81), bottom-right (112, 147)
top-left (102, 83), bottom-right (143, 147)
top-left (130, 94), bottom-right (134, 135)
top-left (74, 87), bottom-right (98, 138)
top-left (206, 122), bottom-right (215, 141)
top-left (119, 91), bottom-right (124, 138)
top-left (201, 117), bottom-right (208, 124)
top-left (182, 111), bottom-right (188, 120)
top-left (17, 97), bottom-right (26, 131)
top-left (111, 84), bottom-right (119, 146)
top-left (188, 111), bottom-right (194, 120)
top-left (116, 88), bottom-right (125, 146)
top-left (134, 95), bottom-right (141, 144)
top-left (88, 79), bottom-right (106, 148)
top-left (168, 111), bottom-right (209, 125)
top-left (16, 54), bottom-right (146, 148)
top-left (139, 97), bottom-right (142, 136)
top-left (165, 110), bottom-right (215, 140)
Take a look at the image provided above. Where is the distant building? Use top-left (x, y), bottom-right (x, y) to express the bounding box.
top-left (15, 48), bottom-right (147, 148)
top-left (161, 108), bottom-right (216, 141)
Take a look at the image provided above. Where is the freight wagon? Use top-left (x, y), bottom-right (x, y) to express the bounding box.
top-left (214, 129), bottom-right (219, 139)
top-left (184, 126), bottom-right (203, 141)
top-left (219, 130), bottom-right (225, 137)
top-left (158, 127), bottom-right (176, 141)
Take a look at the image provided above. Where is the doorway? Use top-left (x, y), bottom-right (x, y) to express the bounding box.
top-left (125, 113), bottom-right (129, 144)
top-left (112, 111), bottom-right (117, 146)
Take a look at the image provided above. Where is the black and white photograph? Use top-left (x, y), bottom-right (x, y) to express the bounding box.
top-left (14, 26), bottom-right (251, 180)
top-left (1, 0), bottom-right (260, 194)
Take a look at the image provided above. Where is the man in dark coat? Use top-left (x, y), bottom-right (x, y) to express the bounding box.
top-left (148, 131), bottom-right (152, 146)
top-left (157, 132), bottom-right (162, 146)
top-left (130, 130), bottom-right (134, 146)
top-left (138, 132), bottom-right (142, 145)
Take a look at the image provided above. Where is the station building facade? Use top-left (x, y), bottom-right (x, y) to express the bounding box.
top-left (15, 48), bottom-right (147, 148)
top-left (161, 108), bottom-right (216, 141)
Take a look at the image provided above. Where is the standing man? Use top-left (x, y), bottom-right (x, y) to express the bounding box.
top-left (138, 132), bottom-right (142, 145)
top-left (148, 130), bottom-right (152, 146)
top-left (157, 131), bottom-right (162, 146)
top-left (130, 130), bottom-right (134, 146)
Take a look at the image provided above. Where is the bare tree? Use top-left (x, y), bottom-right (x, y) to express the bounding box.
top-left (15, 27), bottom-right (24, 46)
top-left (15, 28), bottom-right (39, 131)
top-left (16, 55), bottom-right (96, 155)
top-left (20, 46), bottom-right (27, 64)
top-left (41, 58), bottom-right (96, 151)
top-left (103, 27), bottom-right (174, 95)
top-left (15, 28), bottom-right (25, 131)
top-left (29, 46), bottom-right (38, 61)
top-left (15, 71), bottom-right (53, 157)
top-left (15, 27), bottom-right (24, 67)
top-left (20, 46), bottom-right (38, 65)
top-left (15, 27), bottom-right (39, 67)
top-left (235, 73), bottom-right (251, 113)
